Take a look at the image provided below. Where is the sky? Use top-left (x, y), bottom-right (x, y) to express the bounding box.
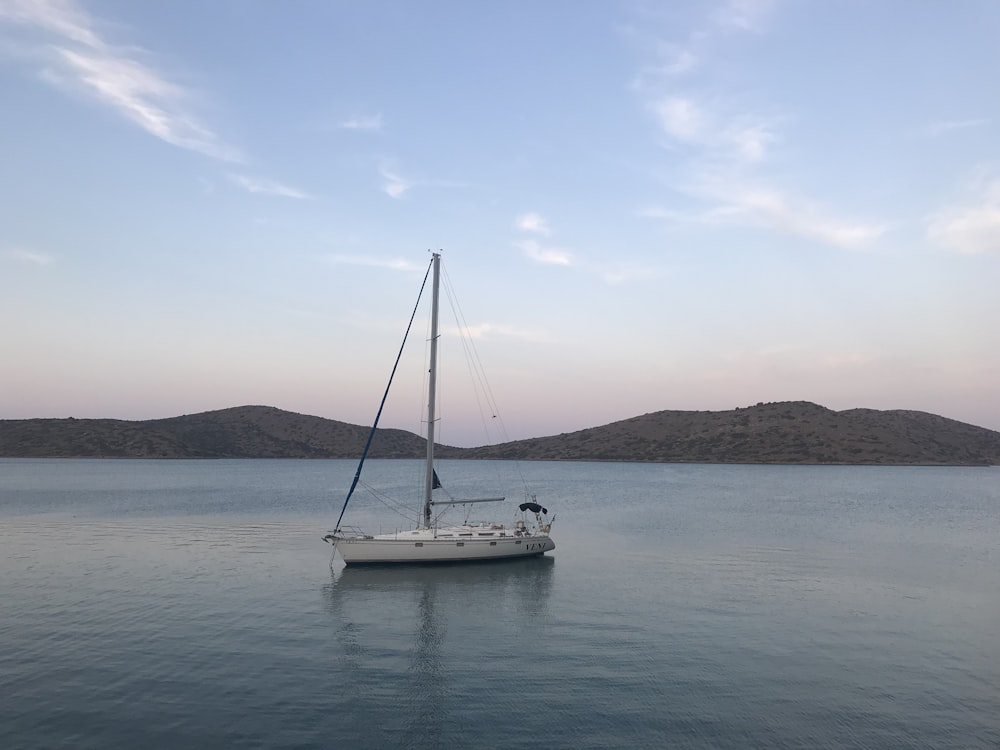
top-left (1, 0), bottom-right (999, 446)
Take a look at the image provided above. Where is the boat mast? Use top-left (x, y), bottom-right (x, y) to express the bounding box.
top-left (422, 252), bottom-right (441, 528)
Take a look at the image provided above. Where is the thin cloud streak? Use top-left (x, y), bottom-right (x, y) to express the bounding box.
top-left (647, 179), bottom-right (886, 250)
top-left (0, 0), bottom-right (102, 48)
top-left (447, 322), bottom-right (553, 344)
top-left (0, 0), bottom-right (241, 162)
top-left (923, 118), bottom-right (990, 137)
top-left (341, 113), bottom-right (383, 131)
top-left (373, 163), bottom-right (466, 199)
top-left (516, 239), bottom-right (573, 266)
top-left (229, 174), bottom-right (312, 199)
top-left (327, 254), bottom-right (425, 272)
top-left (4, 247), bottom-right (54, 265)
top-left (630, 46), bottom-right (699, 91)
top-left (512, 216), bottom-right (660, 284)
top-left (926, 180), bottom-right (1000, 255)
top-left (704, 184), bottom-right (886, 249)
top-left (652, 96), bottom-right (777, 164)
top-left (713, 0), bottom-right (776, 32)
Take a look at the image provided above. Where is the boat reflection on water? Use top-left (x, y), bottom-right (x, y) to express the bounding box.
top-left (323, 556), bottom-right (556, 629)
top-left (328, 554), bottom-right (554, 590)
top-left (320, 557), bottom-right (555, 745)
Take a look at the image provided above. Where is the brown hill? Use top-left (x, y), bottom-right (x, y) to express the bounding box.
top-left (0, 405), bottom-right (429, 459)
top-left (1, 401), bottom-right (998, 465)
top-left (460, 401), bottom-right (1000, 465)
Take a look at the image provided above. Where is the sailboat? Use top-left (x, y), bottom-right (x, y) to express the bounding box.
top-left (323, 252), bottom-right (555, 565)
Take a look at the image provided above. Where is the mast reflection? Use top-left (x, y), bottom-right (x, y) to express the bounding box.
top-left (321, 557), bottom-right (555, 742)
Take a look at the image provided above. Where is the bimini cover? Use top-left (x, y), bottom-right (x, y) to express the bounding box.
top-left (519, 502), bottom-right (548, 514)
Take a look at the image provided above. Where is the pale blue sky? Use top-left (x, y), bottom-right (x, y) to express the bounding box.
top-left (2, 0), bottom-right (998, 445)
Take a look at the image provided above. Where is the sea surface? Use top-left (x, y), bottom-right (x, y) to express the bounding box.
top-left (1, 459), bottom-right (998, 749)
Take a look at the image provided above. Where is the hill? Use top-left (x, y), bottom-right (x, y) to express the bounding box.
top-left (1, 401), bottom-right (998, 465)
top-left (461, 401), bottom-right (1000, 465)
top-left (0, 405), bottom-right (428, 459)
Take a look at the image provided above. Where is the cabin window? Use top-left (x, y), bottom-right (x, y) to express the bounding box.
top-left (456, 542), bottom-right (465, 547)
top-left (459, 533), bottom-right (473, 537)
top-left (414, 542), bottom-right (423, 547)
top-left (489, 541), bottom-right (497, 546)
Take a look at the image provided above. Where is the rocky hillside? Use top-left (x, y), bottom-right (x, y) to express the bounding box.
top-left (0, 405), bottom-right (427, 459)
top-left (2, 401), bottom-right (999, 465)
top-left (461, 401), bottom-right (1000, 465)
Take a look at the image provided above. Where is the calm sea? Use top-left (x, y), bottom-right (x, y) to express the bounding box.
top-left (1, 459), bottom-right (998, 749)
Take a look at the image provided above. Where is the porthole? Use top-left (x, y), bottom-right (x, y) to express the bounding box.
top-left (490, 541), bottom-right (497, 546)
top-left (456, 542), bottom-right (465, 547)
top-left (415, 542), bottom-right (423, 547)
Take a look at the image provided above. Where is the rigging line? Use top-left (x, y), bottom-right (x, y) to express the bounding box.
top-left (359, 482), bottom-right (421, 524)
top-left (444, 268), bottom-right (507, 436)
top-left (440, 264), bottom-right (531, 493)
top-left (440, 267), bottom-right (502, 439)
top-left (333, 256), bottom-right (434, 533)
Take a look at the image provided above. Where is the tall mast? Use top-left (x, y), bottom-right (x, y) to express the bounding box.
top-left (422, 252), bottom-right (441, 528)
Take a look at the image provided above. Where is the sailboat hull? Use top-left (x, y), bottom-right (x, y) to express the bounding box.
top-left (334, 535), bottom-right (555, 565)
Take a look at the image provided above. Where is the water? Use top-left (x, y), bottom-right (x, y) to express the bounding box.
top-left (1, 459), bottom-right (998, 749)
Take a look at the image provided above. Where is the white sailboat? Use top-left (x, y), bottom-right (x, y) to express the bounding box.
top-left (323, 252), bottom-right (555, 565)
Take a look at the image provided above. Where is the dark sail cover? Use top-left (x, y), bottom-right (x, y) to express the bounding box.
top-left (519, 502), bottom-right (547, 514)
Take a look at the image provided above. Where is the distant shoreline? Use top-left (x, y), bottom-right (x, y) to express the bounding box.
top-left (3, 401), bottom-right (999, 466)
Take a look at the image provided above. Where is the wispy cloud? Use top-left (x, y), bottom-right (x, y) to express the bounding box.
top-left (447, 322), bottom-right (552, 344)
top-left (379, 163), bottom-right (411, 199)
top-left (372, 161), bottom-right (467, 199)
top-left (0, 0), bottom-right (240, 161)
top-left (0, 0), bottom-right (102, 48)
top-left (647, 179), bottom-right (886, 250)
top-left (340, 113), bottom-right (383, 131)
top-left (651, 96), bottom-right (777, 164)
top-left (511, 217), bottom-right (662, 284)
top-left (603, 262), bottom-right (665, 285)
top-left (4, 247), bottom-right (54, 265)
top-left (515, 239), bottom-right (573, 266)
top-left (512, 217), bottom-right (660, 283)
top-left (515, 212), bottom-right (551, 236)
top-left (229, 174), bottom-right (312, 199)
top-left (632, 5), bottom-right (781, 165)
top-left (726, 123), bottom-right (775, 164)
top-left (630, 45), bottom-right (699, 90)
top-left (926, 179), bottom-right (1000, 255)
top-left (327, 254), bottom-right (425, 272)
top-left (922, 118), bottom-right (990, 138)
top-left (712, 0), bottom-right (776, 33)
top-left (654, 97), bottom-right (708, 143)
top-left (713, 186), bottom-right (886, 249)
top-left (627, 0), bottom-right (774, 88)
top-left (656, 45), bottom-right (698, 76)
top-left (630, 3), bottom-right (887, 250)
